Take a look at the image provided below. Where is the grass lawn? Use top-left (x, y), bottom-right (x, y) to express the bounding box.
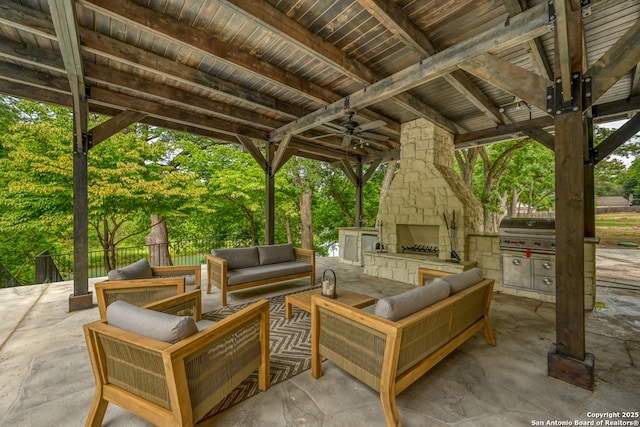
top-left (595, 212), bottom-right (640, 247)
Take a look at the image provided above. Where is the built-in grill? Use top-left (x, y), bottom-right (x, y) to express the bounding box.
top-left (499, 217), bottom-right (556, 295)
top-left (498, 217), bottom-right (556, 254)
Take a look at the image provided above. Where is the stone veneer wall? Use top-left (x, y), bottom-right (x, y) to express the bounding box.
top-left (377, 118), bottom-right (482, 261)
top-left (466, 234), bottom-right (597, 310)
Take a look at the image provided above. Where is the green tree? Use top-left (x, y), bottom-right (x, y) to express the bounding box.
top-left (0, 101), bottom-right (204, 282)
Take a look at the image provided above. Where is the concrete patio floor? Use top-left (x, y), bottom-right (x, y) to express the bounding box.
top-left (1, 249), bottom-right (639, 426)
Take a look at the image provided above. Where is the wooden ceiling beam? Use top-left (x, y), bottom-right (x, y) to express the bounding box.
top-left (47, 0), bottom-right (87, 153)
top-left (356, 0), bottom-right (508, 126)
top-left (79, 0), bottom-right (335, 105)
top-left (220, 0), bottom-right (438, 134)
top-left (502, 0), bottom-right (553, 80)
top-left (78, 0), bottom-right (398, 137)
top-left (523, 129), bottom-right (555, 151)
top-left (84, 62), bottom-right (282, 131)
top-left (91, 110), bottom-right (147, 146)
top-left (587, 19), bottom-right (640, 104)
top-left (554, 0), bottom-right (582, 103)
top-left (0, 76), bottom-right (352, 162)
top-left (593, 113), bottom-right (640, 163)
top-left (236, 136), bottom-right (267, 171)
top-left (459, 53), bottom-right (551, 112)
top-left (0, 6), bottom-right (305, 121)
top-left (454, 116), bottom-right (554, 146)
top-left (269, 2), bottom-right (551, 142)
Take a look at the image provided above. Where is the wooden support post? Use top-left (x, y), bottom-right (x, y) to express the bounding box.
top-left (69, 94), bottom-right (92, 311)
top-left (265, 142), bottom-right (275, 245)
top-left (548, 0), bottom-right (594, 390)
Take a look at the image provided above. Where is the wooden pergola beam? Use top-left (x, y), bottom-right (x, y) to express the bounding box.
top-left (269, 2), bottom-right (551, 142)
top-left (587, 19), bottom-right (640, 104)
top-left (356, 0), bottom-right (507, 127)
top-left (458, 53), bottom-right (551, 112)
top-left (91, 110), bottom-right (147, 146)
top-left (502, 0), bottom-right (553, 80)
top-left (593, 113), bottom-right (640, 163)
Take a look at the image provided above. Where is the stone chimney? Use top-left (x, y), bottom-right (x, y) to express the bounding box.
top-left (377, 118), bottom-right (482, 261)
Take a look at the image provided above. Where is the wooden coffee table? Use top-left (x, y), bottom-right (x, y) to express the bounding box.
top-left (285, 288), bottom-right (376, 319)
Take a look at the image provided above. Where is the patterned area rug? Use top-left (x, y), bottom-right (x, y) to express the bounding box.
top-left (201, 287), bottom-right (318, 418)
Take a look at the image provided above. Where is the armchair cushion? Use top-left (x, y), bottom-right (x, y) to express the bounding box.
top-left (107, 258), bottom-right (153, 281)
top-left (211, 247), bottom-right (259, 270)
top-left (106, 300), bottom-right (198, 343)
top-left (257, 243), bottom-right (296, 265)
top-left (442, 267), bottom-right (484, 294)
top-left (374, 279), bottom-right (451, 321)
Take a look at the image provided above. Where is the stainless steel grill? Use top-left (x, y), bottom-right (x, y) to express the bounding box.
top-left (498, 217), bottom-right (556, 254)
top-left (499, 217), bottom-right (556, 295)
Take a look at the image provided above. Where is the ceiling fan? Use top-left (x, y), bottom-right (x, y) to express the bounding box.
top-left (311, 111), bottom-right (388, 147)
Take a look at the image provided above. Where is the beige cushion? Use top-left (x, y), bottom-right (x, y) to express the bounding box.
top-left (374, 279), bottom-right (451, 321)
top-left (442, 268), bottom-right (484, 294)
top-left (107, 258), bottom-right (153, 281)
top-left (106, 300), bottom-right (198, 344)
top-left (211, 247), bottom-right (259, 270)
top-left (257, 243), bottom-right (296, 265)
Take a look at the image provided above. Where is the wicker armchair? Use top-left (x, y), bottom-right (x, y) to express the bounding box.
top-left (95, 259), bottom-right (202, 319)
top-left (84, 291), bottom-right (270, 427)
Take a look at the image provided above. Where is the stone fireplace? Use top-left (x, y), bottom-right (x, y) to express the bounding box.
top-left (364, 118), bottom-right (483, 284)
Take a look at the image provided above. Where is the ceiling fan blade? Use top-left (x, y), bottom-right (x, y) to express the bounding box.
top-left (357, 120), bottom-right (386, 132)
top-left (341, 135), bottom-right (353, 147)
top-left (359, 132), bottom-right (388, 141)
top-left (309, 133), bottom-right (340, 140)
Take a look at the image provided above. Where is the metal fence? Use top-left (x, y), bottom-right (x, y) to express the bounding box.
top-left (35, 234), bottom-right (259, 283)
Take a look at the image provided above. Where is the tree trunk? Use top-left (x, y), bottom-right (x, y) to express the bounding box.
top-left (455, 148), bottom-right (479, 189)
top-left (145, 215), bottom-right (172, 266)
top-left (285, 215), bottom-right (293, 243)
top-left (377, 160), bottom-right (397, 224)
top-left (300, 188), bottom-right (313, 250)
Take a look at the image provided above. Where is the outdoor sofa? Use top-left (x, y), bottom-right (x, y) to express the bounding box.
top-left (95, 258), bottom-right (201, 319)
top-left (206, 243), bottom-right (315, 306)
top-left (84, 290), bottom-right (270, 426)
top-left (311, 268), bottom-right (496, 427)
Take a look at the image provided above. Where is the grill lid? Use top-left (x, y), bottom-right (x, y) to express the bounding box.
top-left (499, 217), bottom-right (556, 254)
top-left (499, 218), bottom-right (555, 236)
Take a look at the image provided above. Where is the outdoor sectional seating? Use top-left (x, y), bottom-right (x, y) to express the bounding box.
top-left (84, 290), bottom-right (270, 427)
top-left (311, 268), bottom-right (496, 427)
top-left (206, 243), bottom-right (315, 306)
top-left (95, 258), bottom-right (202, 319)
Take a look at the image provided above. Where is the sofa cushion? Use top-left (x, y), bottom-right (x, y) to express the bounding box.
top-left (107, 258), bottom-right (153, 281)
top-left (442, 268), bottom-right (484, 294)
top-left (106, 300), bottom-right (198, 344)
top-left (257, 243), bottom-right (296, 265)
top-left (211, 247), bottom-right (259, 270)
top-left (374, 279), bottom-right (451, 321)
top-left (226, 261), bottom-right (311, 286)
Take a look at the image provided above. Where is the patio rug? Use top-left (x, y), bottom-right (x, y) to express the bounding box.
top-left (200, 287), bottom-right (319, 418)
